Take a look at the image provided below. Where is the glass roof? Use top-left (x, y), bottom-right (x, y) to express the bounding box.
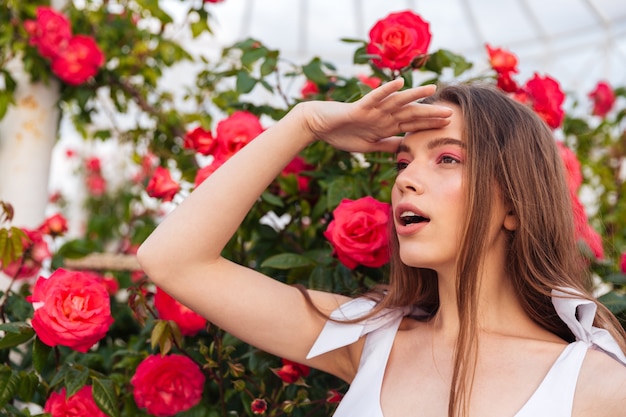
top-left (191, 0), bottom-right (626, 94)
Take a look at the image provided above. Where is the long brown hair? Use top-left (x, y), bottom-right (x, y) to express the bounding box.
top-left (370, 83), bottom-right (626, 416)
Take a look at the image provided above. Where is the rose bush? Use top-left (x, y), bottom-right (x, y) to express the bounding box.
top-left (1, 3), bottom-right (625, 417)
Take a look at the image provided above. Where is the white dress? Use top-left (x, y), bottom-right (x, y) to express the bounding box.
top-left (306, 289), bottom-right (626, 417)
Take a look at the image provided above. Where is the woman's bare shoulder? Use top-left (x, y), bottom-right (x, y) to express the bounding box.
top-left (574, 348), bottom-right (626, 417)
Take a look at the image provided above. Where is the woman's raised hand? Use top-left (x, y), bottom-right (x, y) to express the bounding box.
top-left (296, 78), bottom-right (452, 154)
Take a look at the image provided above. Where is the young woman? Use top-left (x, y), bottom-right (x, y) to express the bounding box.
top-left (137, 79), bottom-right (626, 417)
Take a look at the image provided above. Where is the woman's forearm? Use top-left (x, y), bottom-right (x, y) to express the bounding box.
top-left (137, 104), bottom-right (314, 282)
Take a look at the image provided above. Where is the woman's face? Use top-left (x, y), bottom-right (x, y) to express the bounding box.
top-left (391, 104), bottom-right (467, 274)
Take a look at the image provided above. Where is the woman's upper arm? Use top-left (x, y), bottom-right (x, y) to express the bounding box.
top-left (137, 251), bottom-right (358, 380)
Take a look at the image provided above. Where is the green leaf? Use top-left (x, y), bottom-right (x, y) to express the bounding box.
top-left (302, 58), bottom-right (330, 85)
top-left (261, 191), bottom-right (285, 207)
top-left (603, 272), bottom-right (626, 285)
top-left (236, 70), bottom-right (257, 94)
top-left (0, 366), bottom-right (20, 408)
top-left (241, 46), bottom-right (268, 67)
top-left (260, 55), bottom-right (278, 76)
top-left (423, 49), bottom-right (473, 76)
top-left (0, 324), bottom-right (34, 349)
top-left (599, 291), bottom-right (626, 314)
top-left (327, 176), bottom-right (357, 209)
top-left (65, 367), bottom-right (90, 397)
top-left (32, 336), bottom-right (52, 374)
top-left (261, 253), bottom-right (315, 270)
top-left (92, 378), bottom-right (120, 417)
top-left (17, 371), bottom-right (40, 403)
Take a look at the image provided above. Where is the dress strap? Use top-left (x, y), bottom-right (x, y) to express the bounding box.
top-left (552, 287), bottom-right (626, 366)
top-left (306, 298), bottom-right (411, 359)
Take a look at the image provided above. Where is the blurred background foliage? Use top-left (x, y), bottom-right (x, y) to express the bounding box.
top-left (0, 1), bottom-right (625, 416)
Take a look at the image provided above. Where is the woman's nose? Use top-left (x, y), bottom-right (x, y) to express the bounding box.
top-left (394, 163), bottom-right (425, 194)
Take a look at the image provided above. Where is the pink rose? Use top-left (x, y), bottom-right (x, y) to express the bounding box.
top-left (556, 142), bottom-right (582, 194)
top-left (44, 386), bottom-right (107, 417)
top-left (366, 10), bottom-right (432, 71)
top-left (131, 354), bottom-right (206, 417)
top-left (184, 126), bottom-right (217, 155)
top-left (146, 166), bottom-right (180, 202)
top-left (215, 111), bottom-right (264, 160)
top-left (485, 44), bottom-right (519, 75)
top-left (620, 252), bottom-right (626, 274)
top-left (588, 81), bottom-right (616, 118)
top-left (38, 213), bottom-right (68, 237)
top-left (523, 73), bottom-right (565, 129)
top-left (154, 287), bottom-right (207, 336)
top-left (86, 173), bottom-right (107, 197)
top-left (28, 269), bottom-right (114, 352)
top-left (2, 228), bottom-right (51, 279)
top-left (51, 35), bottom-right (105, 85)
top-left (24, 6), bottom-right (72, 60)
top-left (323, 196), bottom-right (391, 269)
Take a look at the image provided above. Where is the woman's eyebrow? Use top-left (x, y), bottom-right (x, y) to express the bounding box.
top-left (396, 138), bottom-right (465, 155)
top-left (427, 137), bottom-right (465, 150)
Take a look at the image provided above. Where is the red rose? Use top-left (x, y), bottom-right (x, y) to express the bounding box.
top-left (38, 213), bottom-right (68, 237)
top-left (146, 166), bottom-right (180, 202)
top-left (327, 389), bottom-right (343, 403)
top-left (301, 80), bottom-right (320, 98)
top-left (184, 126), bottom-right (217, 155)
top-left (154, 287), bottom-right (207, 336)
top-left (275, 358), bottom-right (310, 384)
top-left (556, 142), bottom-right (582, 194)
top-left (194, 158), bottom-right (224, 188)
top-left (44, 386), bottom-right (107, 417)
top-left (2, 228), bottom-right (51, 279)
top-left (28, 268), bottom-right (114, 352)
top-left (51, 35), bottom-right (105, 85)
top-left (25, 7), bottom-right (72, 60)
top-left (620, 252), bottom-right (626, 274)
top-left (324, 196), bottom-right (391, 269)
top-left (131, 354), bottom-right (206, 417)
top-left (281, 156), bottom-right (314, 193)
top-left (524, 73), bottom-right (565, 129)
top-left (496, 71), bottom-right (519, 94)
top-left (86, 173), bottom-right (107, 197)
top-left (85, 157), bottom-right (102, 173)
top-left (251, 398), bottom-right (267, 415)
top-left (215, 111), bottom-right (264, 160)
top-left (357, 74), bottom-right (382, 90)
top-left (588, 81), bottom-right (616, 118)
top-left (366, 10), bottom-right (431, 71)
top-left (485, 44), bottom-right (518, 75)
top-left (571, 194), bottom-right (604, 259)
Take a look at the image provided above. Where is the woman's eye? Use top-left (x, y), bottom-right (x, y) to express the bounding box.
top-left (439, 155), bottom-right (460, 164)
top-left (395, 161), bottom-right (409, 171)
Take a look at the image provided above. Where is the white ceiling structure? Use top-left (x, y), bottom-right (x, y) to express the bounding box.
top-left (200, 0), bottom-right (626, 96)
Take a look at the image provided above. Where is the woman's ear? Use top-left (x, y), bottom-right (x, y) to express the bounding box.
top-left (503, 210), bottom-right (518, 231)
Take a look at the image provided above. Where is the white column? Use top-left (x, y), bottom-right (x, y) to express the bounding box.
top-left (0, 58), bottom-right (60, 229)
